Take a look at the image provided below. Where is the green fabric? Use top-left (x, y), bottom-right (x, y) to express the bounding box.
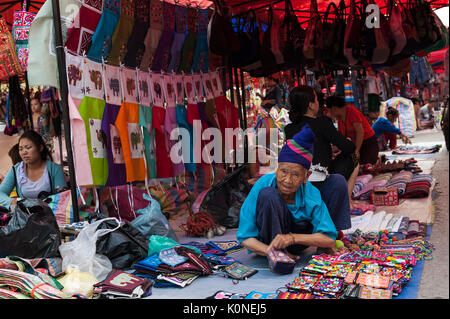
top-left (148, 235), bottom-right (201, 256)
top-left (27, 0), bottom-right (82, 87)
top-left (178, 33), bottom-right (197, 73)
top-left (78, 97), bottom-right (108, 186)
top-left (139, 104), bottom-right (157, 179)
top-left (107, 15), bottom-right (134, 66)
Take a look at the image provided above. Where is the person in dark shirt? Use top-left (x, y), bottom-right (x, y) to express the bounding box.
top-left (257, 76), bottom-right (283, 113)
top-left (284, 86), bottom-right (355, 232)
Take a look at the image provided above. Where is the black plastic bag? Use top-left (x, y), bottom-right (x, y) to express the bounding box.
top-left (96, 219), bottom-right (149, 270)
top-left (200, 164), bottom-right (251, 228)
top-left (0, 199), bottom-right (61, 259)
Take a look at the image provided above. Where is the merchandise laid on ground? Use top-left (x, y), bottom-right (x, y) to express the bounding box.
top-left (0, 0), bottom-right (448, 301)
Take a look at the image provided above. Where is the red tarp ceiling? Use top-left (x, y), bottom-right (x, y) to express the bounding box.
top-left (1, 0), bottom-right (447, 26)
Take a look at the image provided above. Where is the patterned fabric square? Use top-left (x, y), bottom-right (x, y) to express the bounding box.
top-left (65, 52), bottom-right (85, 99)
top-left (0, 18), bottom-right (23, 80)
top-left (120, 67), bottom-right (139, 104)
top-left (104, 64), bottom-right (122, 105)
top-left (83, 57), bottom-right (104, 99)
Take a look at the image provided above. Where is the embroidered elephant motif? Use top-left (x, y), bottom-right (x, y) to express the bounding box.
top-left (167, 83), bottom-right (174, 100)
top-left (186, 82), bottom-right (192, 97)
top-left (126, 78), bottom-right (136, 96)
top-left (109, 78), bottom-right (120, 96)
top-left (205, 80), bottom-right (213, 95)
top-left (112, 135), bottom-right (122, 155)
top-left (67, 64), bottom-right (82, 86)
top-left (154, 82), bottom-right (162, 100)
top-left (130, 131), bottom-right (141, 150)
top-left (96, 129), bottom-right (107, 149)
top-left (139, 80), bottom-right (149, 97)
top-left (89, 70), bottom-right (102, 90)
top-left (212, 78), bottom-right (218, 92)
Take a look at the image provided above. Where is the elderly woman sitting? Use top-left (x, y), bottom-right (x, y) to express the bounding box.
top-left (237, 125), bottom-right (347, 259)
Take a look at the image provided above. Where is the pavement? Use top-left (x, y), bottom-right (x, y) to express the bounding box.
top-left (409, 128), bottom-right (449, 299)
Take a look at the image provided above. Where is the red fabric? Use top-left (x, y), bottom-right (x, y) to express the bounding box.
top-left (384, 132), bottom-right (397, 149)
top-left (215, 95), bottom-right (239, 150)
top-left (152, 105), bottom-right (174, 178)
top-left (338, 105), bottom-right (375, 142)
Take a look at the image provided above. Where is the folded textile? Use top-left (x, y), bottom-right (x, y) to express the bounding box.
top-left (392, 145), bottom-right (441, 154)
top-left (93, 270), bottom-right (153, 299)
top-left (353, 180), bottom-right (388, 201)
top-left (180, 241), bottom-right (225, 256)
top-left (403, 177), bottom-right (432, 198)
top-left (205, 240), bottom-right (243, 254)
top-left (371, 173), bottom-right (393, 183)
top-left (159, 248), bottom-right (188, 267)
top-left (352, 175), bottom-right (374, 197)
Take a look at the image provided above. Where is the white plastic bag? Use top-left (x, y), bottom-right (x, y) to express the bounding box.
top-left (59, 218), bottom-right (120, 282)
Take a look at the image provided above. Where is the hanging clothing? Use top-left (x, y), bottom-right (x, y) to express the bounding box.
top-left (78, 96), bottom-right (108, 186)
top-left (179, 7), bottom-right (198, 73)
top-left (191, 9), bottom-right (209, 73)
top-left (65, 0), bottom-right (104, 55)
top-left (115, 102), bottom-right (147, 182)
top-left (11, 10), bottom-right (36, 71)
top-left (165, 105), bottom-right (185, 176)
top-left (88, 0), bottom-right (121, 62)
top-left (151, 1), bottom-right (176, 72)
top-left (107, 0), bottom-right (135, 66)
top-left (139, 105), bottom-right (157, 179)
top-left (152, 105), bottom-right (174, 178)
top-left (101, 103), bottom-right (127, 186)
top-left (176, 104), bottom-right (196, 172)
top-left (68, 94), bottom-right (93, 186)
top-left (167, 5), bottom-right (187, 72)
top-left (140, 0), bottom-right (164, 70)
top-left (124, 0), bottom-right (150, 68)
top-left (27, 0), bottom-right (82, 87)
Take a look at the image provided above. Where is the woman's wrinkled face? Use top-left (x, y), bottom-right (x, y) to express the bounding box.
top-left (275, 162), bottom-right (309, 196)
top-left (19, 138), bottom-right (42, 164)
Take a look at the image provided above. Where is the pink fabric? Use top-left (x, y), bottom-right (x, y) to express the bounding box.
top-left (68, 94), bottom-right (94, 186)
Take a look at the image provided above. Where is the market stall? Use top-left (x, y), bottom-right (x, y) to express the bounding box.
top-left (0, 0), bottom-right (448, 300)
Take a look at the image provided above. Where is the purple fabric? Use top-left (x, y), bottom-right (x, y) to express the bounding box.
top-left (101, 103), bottom-right (127, 186)
top-left (278, 124), bottom-right (315, 170)
top-left (164, 106), bottom-right (185, 176)
top-left (197, 102), bottom-right (213, 127)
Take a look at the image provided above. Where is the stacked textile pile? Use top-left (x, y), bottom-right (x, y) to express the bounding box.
top-left (385, 171), bottom-right (413, 197)
top-left (134, 239), bottom-right (248, 288)
top-left (403, 174), bottom-right (434, 198)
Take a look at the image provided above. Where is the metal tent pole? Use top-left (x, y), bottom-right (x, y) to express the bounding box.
top-left (24, 72), bottom-right (33, 131)
top-left (239, 69), bottom-right (248, 163)
top-left (51, 0), bottom-right (79, 221)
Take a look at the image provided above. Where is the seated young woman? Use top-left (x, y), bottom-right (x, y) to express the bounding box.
top-left (0, 130), bottom-right (67, 211)
top-left (237, 125), bottom-right (348, 259)
top-left (284, 86), bottom-right (357, 218)
top-left (326, 95), bottom-right (379, 166)
top-left (372, 107), bottom-right (412, 151)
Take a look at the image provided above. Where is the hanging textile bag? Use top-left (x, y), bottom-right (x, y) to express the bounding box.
top-left (258, 6), bottom-right (278, 73)
top-left (280, 0), bottom-right (306, 69)
top-left (424, 10), bottom-right (449, 54)
top-left (343, 0), bottom-right (363, 66)
top-left (229, 12), bottom-right (256, 68)
top-left (0, 17), bottom-right (23, 81)
top-left (322, 0), bottom-right (347, 66)
top-left (409, 0), bottom-right (440, 53)
top-left (12, 4), bottom-right (36, 71)
top-left (371, 0), bottom-right (391, 65)
top-left (240, 10), bottom-right (263, 72)
top-left (397, 0), bottom-right (422, 57)
top-left (0, 199), bottom-right (61, 259)
top-left (208, 0), bottom-right (240, 56)
top-left (387, 0), bottom-right (407, 56)
top-left (352, 0), bottom-right (376, 63)
top-left (303, 0), bottom-right (323, 60)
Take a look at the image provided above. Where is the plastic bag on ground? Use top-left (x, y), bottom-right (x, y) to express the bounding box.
top-left (130, 193), bottom-right (178, 242)
top-left (0, 199), bottom-right (61, 259)
top-left (58, 217), bottom-right (120, 282)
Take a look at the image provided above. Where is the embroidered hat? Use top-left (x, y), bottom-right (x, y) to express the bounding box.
top-left (278, 124), bottom-right (315, 170)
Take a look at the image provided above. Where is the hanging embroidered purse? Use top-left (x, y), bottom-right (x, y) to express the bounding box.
top-left (370, 186), bottom-right (399, 206)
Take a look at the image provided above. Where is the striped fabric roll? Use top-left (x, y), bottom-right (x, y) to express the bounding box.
top-left (403, 174), bottom-right (433, 198)
top-left (344, 80), bottom-right (354, 103)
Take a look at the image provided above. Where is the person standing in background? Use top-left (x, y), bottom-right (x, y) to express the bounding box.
top-left (256, 76), bottom-right (283, 113)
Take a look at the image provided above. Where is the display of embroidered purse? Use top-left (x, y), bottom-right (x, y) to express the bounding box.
top-left (355, 273), bottom-right (391, 289)
top-left (244, 291), bottom-right (278, 299)
top-left (223, 262), bottom-right (258, 280)
top-left (267, 249), bottom-right (295, 275)
top-left (286, 273), bottom-right (322, 291)
top-left (370, 187), bottom-right (399, 206)
top-left (159, 247), bottom-right (188, 267)
top-left (358, 285), bottom-right (393, 299)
